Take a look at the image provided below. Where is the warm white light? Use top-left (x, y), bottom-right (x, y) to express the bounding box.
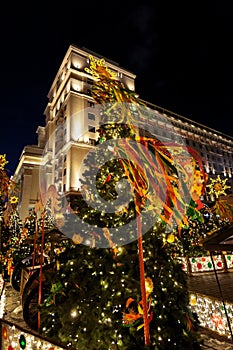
top-left (70, 309), bottom-right (78, 318)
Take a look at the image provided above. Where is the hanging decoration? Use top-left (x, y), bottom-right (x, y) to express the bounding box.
top-left (122, 277), bottom-right (154, 330)
top-left (211, 193), bottom-right (233, 222)
top-left (0, 153), bottom-right (8, 170)
top-left (0, 154), bottom-right (10, 202)
top-left (116, 137), bottom-right (207, 229)
top-left (85, 55), bottom-right (117, 80)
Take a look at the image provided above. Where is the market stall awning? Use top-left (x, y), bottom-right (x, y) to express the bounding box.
top-left (202, 223), bottom-right (233, 251)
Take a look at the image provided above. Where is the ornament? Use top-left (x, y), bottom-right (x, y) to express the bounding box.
top-left (99, 136), bottom-right (105, 143)
top-left (190, 294), bottom-right (197, 306)
top-left (167, 233), bottom-right (175, 243)
top-left (145, 277), bottom-right (154, 295)
top-left (104, 173), bottom-right (111, 183)
top-left (19, 334), bottom-right (26, 349)
top-left (8, 346), bottom-right (14, 350)
top-left (2, 326), bottom-right (7, 339)
top-left (55, 213), bottom-right (64, 229)
top-left (211, 314), bottom-right (225, 330)
top-left (72, 233), bottom-right (83, 244)
top-left (102, 227), bottom-right (116, 249)
top-left (122, 294), bottom-right (153, 331)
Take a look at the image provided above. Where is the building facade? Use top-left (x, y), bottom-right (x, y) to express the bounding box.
top-left (13, 128), bottom-right (45, 220)
top-left (13, 44), bottom-right (233, 220)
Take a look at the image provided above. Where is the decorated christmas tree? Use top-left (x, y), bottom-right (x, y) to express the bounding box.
top-left (34, 56), bottom-right (213, 349)
top-left (9, 187), bottom-right (65, 291)
top-left (1, 174), bottom-right (63, 288)
top-left (0, 154), bottom-right (22, 277)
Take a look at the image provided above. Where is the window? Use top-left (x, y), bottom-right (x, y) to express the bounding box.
top-left (63, 168), bottom-right (66, 176)
top-left (88, 125), bottom-right (96, 133)
top-left (88, 101), bottom-right (95, 108)
top-left (88, 112), bottom-right (95, 120)
top-left (89, 138), bottom-right (96, 145)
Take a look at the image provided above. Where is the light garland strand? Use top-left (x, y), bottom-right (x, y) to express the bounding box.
top-left (189, 292), bottom-right (233, 340)
top-left (1, 322), bottom-right (69, 350)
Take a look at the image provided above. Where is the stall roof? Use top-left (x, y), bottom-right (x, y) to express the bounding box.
top-left (202, 222), bottom-right (233, 251)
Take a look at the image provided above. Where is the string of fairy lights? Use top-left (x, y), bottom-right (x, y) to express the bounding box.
top-left (189, 292), bottom-right (233, 339)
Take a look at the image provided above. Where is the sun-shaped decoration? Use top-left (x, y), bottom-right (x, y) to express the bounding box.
top-left (0, 154), bottom-right (8, 170)
top-left (206, 175), bottom-right (231, 198)
top-left (84, 54), bottom-right (116, 80)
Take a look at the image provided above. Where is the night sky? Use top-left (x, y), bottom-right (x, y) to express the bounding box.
top-left (1, 1), bottom-right (233, 175)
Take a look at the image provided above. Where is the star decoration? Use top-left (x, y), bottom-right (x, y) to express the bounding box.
top-left (10, 196), bottom-right (18, 204)
top-left (206, 175), bottom-right (231, 198)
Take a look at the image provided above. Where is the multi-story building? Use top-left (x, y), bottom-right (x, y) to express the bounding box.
top-left (13, 44), bottom-right (233, 220)
top-left (13, 126), bottom-right (45, 220)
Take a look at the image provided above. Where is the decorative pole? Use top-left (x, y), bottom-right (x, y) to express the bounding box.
top-left (136, 194), bottom-right (150, 345)
top-left (38, 212), bottom-right (45, 330)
